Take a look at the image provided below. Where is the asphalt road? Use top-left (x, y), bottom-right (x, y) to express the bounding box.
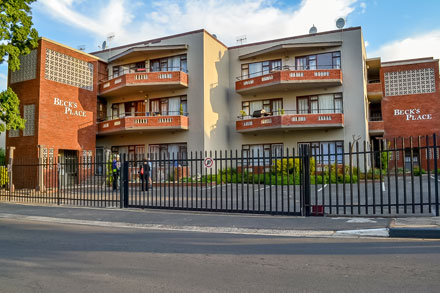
top-left (1, 218), bottom-right (439, 293)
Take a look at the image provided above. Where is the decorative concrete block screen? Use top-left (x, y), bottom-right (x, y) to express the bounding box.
top-left (385, 68), bottom-right (436, 96)
top-left (23, 104), bottom-right (35, 136)
top-left (10, 50), bottom-right (37, 84)
top-left (45, 49), bottom-right (94, 91)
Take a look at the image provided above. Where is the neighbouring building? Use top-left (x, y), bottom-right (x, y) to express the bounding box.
top-left (5, 27), bottom-right (440, 188)
top-left (366, 57), bottom-right (440, 169)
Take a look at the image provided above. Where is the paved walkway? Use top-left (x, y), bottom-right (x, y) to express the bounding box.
top-left (0, 202), bottom-right (439, 238)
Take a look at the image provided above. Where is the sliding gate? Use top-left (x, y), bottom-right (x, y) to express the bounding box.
top-left (122, 134), bottom-right (440, 216)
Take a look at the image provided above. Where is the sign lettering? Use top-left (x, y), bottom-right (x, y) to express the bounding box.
top-left (54, 97), bottom-right (87, 117)
top-left (394, 108), bottom-right (432, 121)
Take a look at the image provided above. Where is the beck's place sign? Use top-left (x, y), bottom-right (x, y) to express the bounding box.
top-left (394, 109), bottom-right (432, 121)
top-left (54, 97), bottom-right (87, 117)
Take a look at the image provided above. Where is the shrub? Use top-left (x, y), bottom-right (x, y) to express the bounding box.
top-left (272, 158), bottom-right (315, 176)
top-left (413, 167), bottom-right (427, 176)
top-left (0, 166), bottom-right (8, 187)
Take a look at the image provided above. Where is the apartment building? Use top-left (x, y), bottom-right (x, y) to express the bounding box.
top-left (6, 27), bottom-right (439, 170)
top-left (229, 27), bottom-right (368, 163)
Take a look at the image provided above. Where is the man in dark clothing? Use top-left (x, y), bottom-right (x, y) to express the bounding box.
top-left (138, 159), bottom-right (151, 191)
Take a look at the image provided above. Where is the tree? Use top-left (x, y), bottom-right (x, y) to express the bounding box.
top-left (0, 88), bottom-right (25, 131)
top-left (0, 0), bottom-right (39, 131)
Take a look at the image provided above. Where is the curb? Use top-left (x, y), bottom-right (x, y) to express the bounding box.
top-left (389, 227), bottom-right (440, 239)
top-left (0, 213), bottom-right (389, 238)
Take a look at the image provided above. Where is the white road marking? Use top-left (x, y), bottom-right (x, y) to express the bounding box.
top-left (334, 228), bottom-right (389, 237)
top-left (345, 218), bottom-right (377, 224)
top-left (317, 184), bottom-right (328, 193)
top-left (430, 176), bottom-right (440, 182)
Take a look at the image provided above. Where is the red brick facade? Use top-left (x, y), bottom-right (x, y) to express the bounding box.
top-left (6, 39), bottom-right (101, 188)
top-left (380, 61), bottom-right (440, 138)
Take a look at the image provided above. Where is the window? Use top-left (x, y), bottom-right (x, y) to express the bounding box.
top-left (113, 66), bottom-right (120, 77)
top-left (299, 141), bottom-right (344, 164)
top-left (150, 96), bottom-right (187, 116)
top-left (111, 104), bottom-right (120, 119)
top-left (242, 98), bottom-right (283, 116)
top-left (150, 54), bottom-right (187, 72)
top-left (9, 129), bottom-right (19, 138)
top-left (241, 59), bottom-right (282, 79)
top-left (111, 145), bottom-right (145, 161)
top-left (148, 143), bottom-right (188, 165)
top-left (295, 51), bottom-right (341, 70)
top-left (242, 143), bottom-right (283, 165)
top-left (23, 104), bottom-right (35, 136)
top-left (297, 93), bottom-right (343, 114)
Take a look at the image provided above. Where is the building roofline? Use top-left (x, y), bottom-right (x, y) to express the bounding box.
top-left (381, 57), bottom-right (437, 66)
top-left (228, 27), bottom-right (361, 50)
top-left (41, 37), bottom-right (107, 62)
top-left (89, 29), bottom-right (227, 56)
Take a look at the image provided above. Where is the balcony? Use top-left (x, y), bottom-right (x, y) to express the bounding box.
top-left (368, 120), bottom-right (384, 135)
top-left (235, 67), bottom-right (342, 95)
top-left (98, 70), bottom-right (188, 98)
top-left (236, 110), bottom-right (344, 133)
top-left (367, 81), bottom-right (383, 100)
top-left (97, 112), bottom-right (189, 135)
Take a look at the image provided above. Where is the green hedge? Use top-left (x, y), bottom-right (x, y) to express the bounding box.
top-left (0, 166), bottom-right (8, 187)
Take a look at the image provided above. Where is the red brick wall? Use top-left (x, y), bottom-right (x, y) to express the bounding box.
top-left (381, 61), bottom-right (440, 138)
top-left (37, 39), bottom-right (98, 157)
top-left (6, 39), bottom-right (100, 188)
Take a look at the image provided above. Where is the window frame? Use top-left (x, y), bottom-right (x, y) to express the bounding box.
top-left (241, 59), bottom-right (282, 79)
top-left (295, 51), bottom-right (341, 70)
top-left (296, 93), bottom-right (343, 114)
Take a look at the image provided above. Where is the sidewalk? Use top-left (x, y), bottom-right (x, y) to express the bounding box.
top-left (0, 202), bottom-right (438, 238)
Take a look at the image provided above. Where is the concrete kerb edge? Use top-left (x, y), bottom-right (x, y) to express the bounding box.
top-left (0, 212), bottom-right (391, 239)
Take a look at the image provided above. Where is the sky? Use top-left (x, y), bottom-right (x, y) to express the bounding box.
top-left (2, 0), bottom-right (440, 89)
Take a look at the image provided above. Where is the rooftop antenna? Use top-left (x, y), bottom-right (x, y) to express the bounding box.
top-left (77, 45), bottom-right (86, 51)
top-left (336, 17), bottom-right (346, 29)
top-left (309, 25), bottom-right (317, 34)
top-left (101, 41), bottom-right (107, 50)
top-left (236, 35), bottom-right (247, 45)
top-left (106, 33), bottom-right (115, 60)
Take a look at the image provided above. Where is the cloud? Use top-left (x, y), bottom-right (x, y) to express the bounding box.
top-left (369, 30), bottom-right (440, 61)
top-left (360, 2), bottom-right (366, 13)
top-left (36, 0), bottom-right (358, 47)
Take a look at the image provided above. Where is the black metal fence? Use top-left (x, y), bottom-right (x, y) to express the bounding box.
top-left (1, 134), bottom-right (439, 216)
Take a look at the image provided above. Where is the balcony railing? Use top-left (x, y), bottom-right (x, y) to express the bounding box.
top-left (237, 108), bottom-right (343, 120)
top-left (97, 111), bottom-right (189, 134)
top-left (98, 111), bottom-right (188, 122)
top-left (235, 66), bottom-right (343, 93)
top-left (100, 67), bottom-right (188, 83)
top-left (236, 109), bottom-right (344, 132)
top-left (98, 69), bottom-right (188, 96)
top-left (368, 120), bottom-right (384, 134)
top-left (236, 65), bottom-right (340, 81)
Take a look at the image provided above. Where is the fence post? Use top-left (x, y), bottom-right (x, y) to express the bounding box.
top-left (433, 133), bottom-right (439, 216)
top-left (300, 144), bottom-right (311, 216)
top-left (120, 154), bottom-right (129, 208)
